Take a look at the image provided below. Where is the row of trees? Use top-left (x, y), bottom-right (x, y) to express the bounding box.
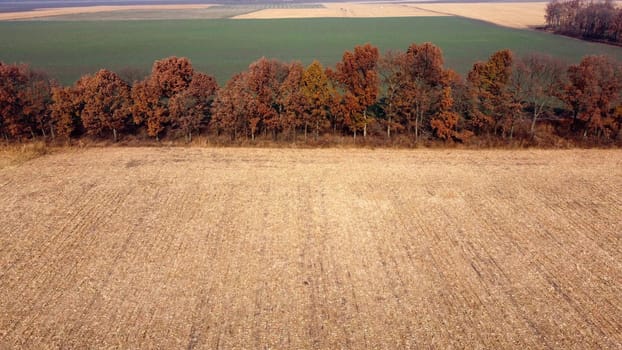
top-left (545, 0), bottom-right (622, 43)
top-left (1, 42), bottom-right (622, 145)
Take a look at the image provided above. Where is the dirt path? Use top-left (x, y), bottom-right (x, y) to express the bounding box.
top-left (0, 4), bottom-right (214, 20)
top-left (0, 148), bottom-right (621, 348)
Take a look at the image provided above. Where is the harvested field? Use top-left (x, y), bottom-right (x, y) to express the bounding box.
top-left (0, 148), bottom-right (621, 348)
top-left (232, 1), bottom-right (546, 28)
top-left (233, 3), bottom-right (446, 19)
top-left (0, 4), bottom-right (215, 21)
top-left (0, 1), bottom-right (544, 28)
top-left (410, 2), bottom-right (548, 29)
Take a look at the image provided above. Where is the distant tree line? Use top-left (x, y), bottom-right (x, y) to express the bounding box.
top-left (545, 0), bottom-right (622, 44)
top-left (1, 42), bottom-right (622, 146)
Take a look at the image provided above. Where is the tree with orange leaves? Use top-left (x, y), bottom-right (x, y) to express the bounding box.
top-left (331, 43), bottom-right (379, 139)
top-left (430, 86), bottom-right (461, 140)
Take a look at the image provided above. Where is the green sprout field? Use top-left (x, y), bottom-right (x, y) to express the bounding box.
top-left (1, 17), bottom-right (622, 85)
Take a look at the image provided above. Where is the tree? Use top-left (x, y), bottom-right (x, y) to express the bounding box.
top-left (467, 49), bottom-right (519, 137)
top-left (131, 79), bottom-right (163, 138)
top-left (77, 69), bottom-right (132, 141)
top-left (565, 55), bottom-right (622, 139)
top-left (430, 86), bottom-right (461, 141)
top-left (151, 56), bottom-right (194, 97)
top-left (21, 70), bottom-right (54, 139)
top-left (132, 56), bottom-right (200, 140)
top-left (50, 86), bottom-right (81, 139)
top-left (0, 63), bottom-right (54, 140)
top-left (0, 63), bottom-right (29, 139)
top-left (169, 72), bottom-right (218, 142)
top-left (280, 62), bottom-right (306, 141)
top-left (301, 60), bottom-right (332, 140)
top-left (243, 58), bottom-right (289, 140)
top-left (378, 50), bottom-right (408, 138)
top-left (211, 73), bottom-right (251, 140)
top-left (512, 53), bottom-right (567, 137)
top-left (331, 43), bottom-right (379, 138)
top-left (382, 42), bottom-right (449, 142)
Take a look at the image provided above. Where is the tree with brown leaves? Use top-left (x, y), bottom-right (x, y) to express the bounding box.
top-left (244, 58), bottom-right (289, 140)
top-left (211, 73), bottom-right (251, 140)
top-left (50, 86), bottom-right (81, 139)
top-left (77, 69), bottom-right (132, 142)
top-left (133, 57), bottom-right (196, 139)
top-left (151, 56), bottom-right (194, 97)
top-left (169, 72), bottom-right (218, 142)
top-left (0, 63), bottom-right (29, 139)
top-left (565, 55), bottom-right (622, 139)
top-left (279, 62), bottom-right (306, 141)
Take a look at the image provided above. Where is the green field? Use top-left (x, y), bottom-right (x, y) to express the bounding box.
top-left (1, 17), bottom-right (622, 85)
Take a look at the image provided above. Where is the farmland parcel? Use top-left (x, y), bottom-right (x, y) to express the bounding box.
top-left (1, 17), bottom-right (622, 85)
top-left (0, 148), bottom-right (621, 348)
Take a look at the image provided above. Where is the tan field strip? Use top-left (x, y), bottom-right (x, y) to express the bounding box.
top-left (0, 148), bottom-right (621, 348)
top-left (0, 4), bottom-right (214, 21)
top-left (410, 2), bottom-right (548, 28)
top-left (233, 2), bottom-right (547, 29)
top-left (0, 1), bottom-right (548, 27)
top-left (233, 3), bottom-right (447, 19)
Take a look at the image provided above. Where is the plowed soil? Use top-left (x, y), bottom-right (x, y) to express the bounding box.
top-left (1, 148), bottom-right (621, 348)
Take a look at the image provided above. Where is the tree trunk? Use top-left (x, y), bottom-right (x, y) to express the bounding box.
top-left (304, 122), bottom-right (308, 142)
top-left (363, 110), bottom-right (367, 138)
top-left (315, 119), bottom-right (319, 141)
top-left (530, 111), bottom-right (538, 137)
top-left (387, 115), bottom-right (391, 138)
top-left (414, 117), bottom-right (419, 143)
top-left (50, 124), bottom-right (55, 140)
top-left (113, 128), bottom-right (118, 142)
